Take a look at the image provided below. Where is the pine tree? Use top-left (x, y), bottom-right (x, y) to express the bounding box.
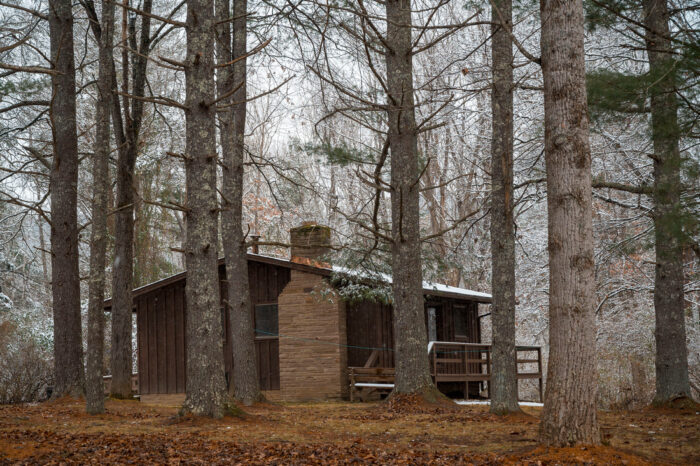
top-left (110, 0), bottom-right (153, 399)
top-left (86, 0), bottom-right (115, 415)
top-left (49, 0), bottom-right (84, 398)
top-left (180, 0), bottom-right (227, 417)
top-left (585, 0), bottom-right (697, 405)
top-left (216, 0), bottom-right (261, 406)
top-left (489, 0), bottom-right (521, 415)
top-left (538, 0), bottom-right (600, 445)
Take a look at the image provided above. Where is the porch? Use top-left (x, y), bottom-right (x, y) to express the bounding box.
top-left (348, 341), bottom-right (543, 402)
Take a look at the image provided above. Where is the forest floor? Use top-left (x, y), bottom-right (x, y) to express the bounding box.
top-left (0, 396), bottom-right (698, 465)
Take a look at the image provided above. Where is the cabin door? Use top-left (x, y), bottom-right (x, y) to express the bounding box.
top-left (254, 304), bottom-right (281, 390)
top-left (427, 305), bottom-right (451, 341)
top-left (453, 304), bottom-right (478, 343)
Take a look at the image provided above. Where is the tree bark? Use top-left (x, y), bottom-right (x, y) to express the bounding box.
top-left (86, 0), bottom-right (115, 415)
top-left (489, 0), bottom-right (520, 415)
top-left (181, 0), bottom-right (227, 417)
top-left (48, 0), bottom-right (84, 398)
top-left (110, 0), bottom-right (152, 399)
top-left (538, 0), bottom-right (600, 446)
top-left (385, 0), bottom-right (435, 398)
top-left (642, 0), bottom-right (691, 404)
top-left (216, 0), bottom-right (261, 405)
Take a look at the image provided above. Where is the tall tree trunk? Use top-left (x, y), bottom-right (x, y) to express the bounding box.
top-left (538, 0), bottom-right (600, 446)
top-left (216, 0), bottom-right (260, 404)
top-left (643, 0), bottom-right (691, 404)
top-left (86, 0), bottom-right (115, 415)
top-left (489, 0), bottom-right (520, 415)
top-left (385, 0), bottom-right (435, 398)
top-left (110, 0), bottom-right (152, 399)
top-left (48, 0), bottom-right (84, 398)
top-left (181, 0), bottom-right (227, 417)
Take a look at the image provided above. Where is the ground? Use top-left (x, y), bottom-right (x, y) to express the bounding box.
top-left (0, 397), bottom-right (698, 464)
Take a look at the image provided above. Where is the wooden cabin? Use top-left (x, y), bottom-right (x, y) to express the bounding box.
top-left (104, 224), bottom-right (541, 404)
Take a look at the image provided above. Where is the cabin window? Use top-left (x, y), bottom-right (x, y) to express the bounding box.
top-left (454, 305), bottom-right (468, 339)
top-left (254, 304), bottom-right (278, 337)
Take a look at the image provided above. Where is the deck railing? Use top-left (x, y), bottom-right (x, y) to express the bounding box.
top-left (428, 341), bottom-right (543, 401)
top-left (349, 341), bottom-right (543, 402)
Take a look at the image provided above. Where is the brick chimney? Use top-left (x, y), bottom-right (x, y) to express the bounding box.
top-left (289, 222), bottom-right (332, 268)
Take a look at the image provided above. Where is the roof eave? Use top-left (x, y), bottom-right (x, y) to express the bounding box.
top-left (104, 253), bottom-right (491, 308)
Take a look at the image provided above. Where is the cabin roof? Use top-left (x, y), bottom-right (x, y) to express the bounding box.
top-left (103, 253), bottom-right (492, 309)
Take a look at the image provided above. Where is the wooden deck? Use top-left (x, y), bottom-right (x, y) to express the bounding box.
top-left (349, 342), bottom-right (543, 402)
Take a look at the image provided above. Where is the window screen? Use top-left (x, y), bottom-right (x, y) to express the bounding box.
top-left (454, 305), bottom-right (468, 338)
top-left (254, 304), bottom-right (278, 337)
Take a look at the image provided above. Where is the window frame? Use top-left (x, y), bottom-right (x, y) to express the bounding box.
top-left (253, 302), bottom-right (279, 340)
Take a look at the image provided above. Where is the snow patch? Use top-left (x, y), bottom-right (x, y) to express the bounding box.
top-left (454, 400), bottom-right (544, 407)
top-left (331, 265), bottom-right (492, 302)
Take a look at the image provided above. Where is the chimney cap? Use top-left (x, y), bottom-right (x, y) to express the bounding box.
top-left (289, 223), bottom-right (332, 267)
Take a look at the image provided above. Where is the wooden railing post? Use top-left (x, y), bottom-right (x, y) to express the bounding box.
top-left (349, 368), bottom-right (355, 402)
top-left (537, 347), bottom-right (543, 403)
top-left (486, 346), bottom-right (491, 376)
top-left (432, 344), bottom-right (437, 381)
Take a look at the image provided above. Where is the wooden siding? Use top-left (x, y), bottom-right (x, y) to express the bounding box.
top-left (346, 301), bottom-right (394, 368)
top-left (136, 261), bottom-right (290, 395)
top-left (137, 282), bottom-right (187, 395)
top-left (255, 338), bottom-right (280, 390)
top-left (220, 261), bottom-right (289, 391)
top-left (346, 298), bottom-right (480, 369)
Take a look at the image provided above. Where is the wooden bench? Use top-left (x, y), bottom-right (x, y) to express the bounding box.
top-left (348, 367), bottom-right (395, 402)
top-left (103, 373), bottom-right (139, 395)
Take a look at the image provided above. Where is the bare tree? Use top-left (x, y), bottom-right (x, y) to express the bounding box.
top-left (538, 0), bottom-right (600, 446)
top-left (215, 0), bottom-right (261, 405)
top-left (385, 0), bottom-right (436, 398)
top-left (489, 0), bottom-right (519, 414)
top-left (180, 0), bottom-right (227, 417)
top-left (110, 0), bottom-right (153, 398)
top-left (86, 0), bottom-right (115, 415)
top-left (48, 0), bottom-right (84, 398)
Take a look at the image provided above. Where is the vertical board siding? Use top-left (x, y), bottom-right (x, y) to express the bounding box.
top-left (135, 261), bottom-right (290, 394)
top-left (346, 301), bottom-right (394, 368)
top-left (175, 285), bottom-right (186, 393)
top-left (269, 339), bottom-right (280, 390)
top-left (137, 297), bottom-right (148, 394)
top-left (147, 294), bottom-right (157, 394)
top-left (346, 297), bottom-right (481, 370)
top-left (166, 287), bottom-right (177, 393)
top-left (246, 261), bottom-right (287, 391)
top-left (253, 338), bottom-right (281, 391)
top-left (156, 292), bottom-right (166, 394)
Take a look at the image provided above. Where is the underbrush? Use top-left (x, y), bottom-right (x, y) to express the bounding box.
top-left (0, 321), bottom-right (52, 404)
